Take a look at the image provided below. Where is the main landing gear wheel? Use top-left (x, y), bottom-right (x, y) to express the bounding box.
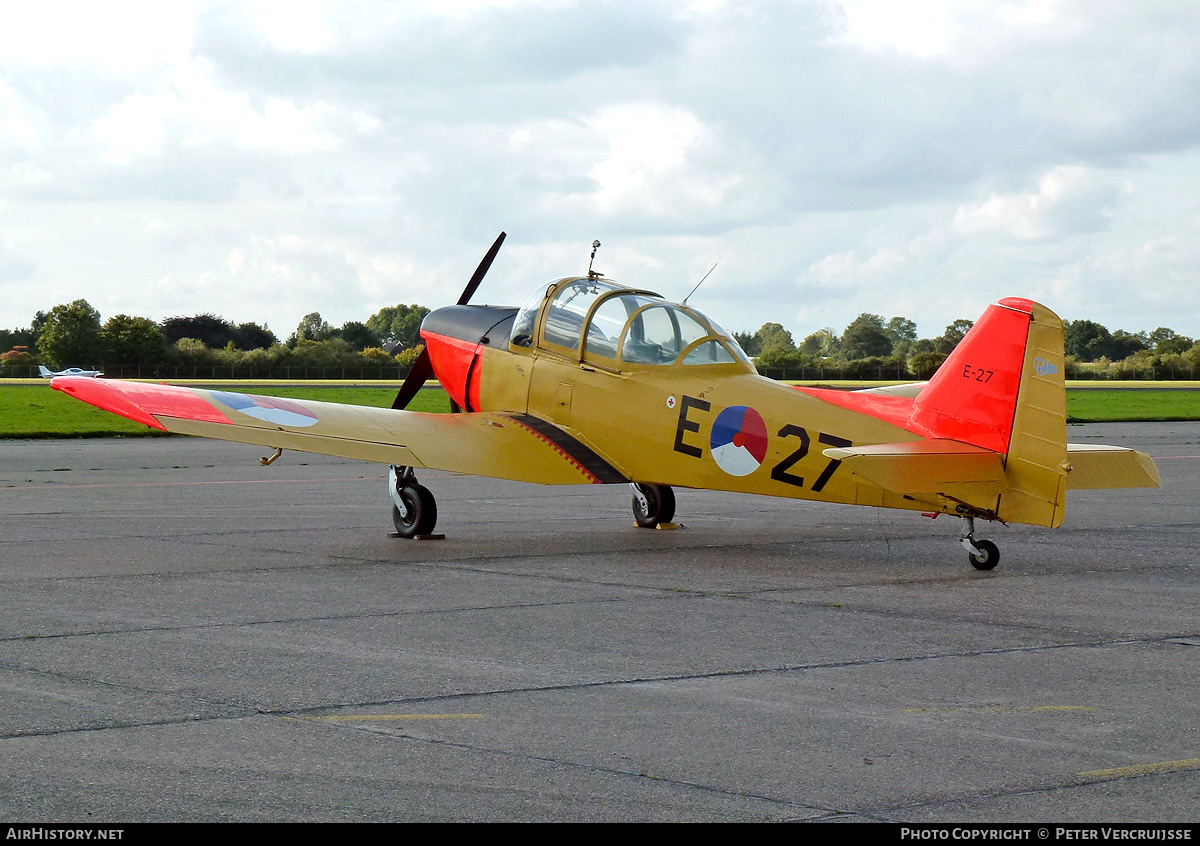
top-left (968, 539), bottom-right (999, 571)
top-left (389, 465), bottom-right (438, 538)
top-left (631, 483), bottom-right (675, 528)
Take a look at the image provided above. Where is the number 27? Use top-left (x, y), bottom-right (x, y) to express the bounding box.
top-left (770, 426), bottom-right (851, 492)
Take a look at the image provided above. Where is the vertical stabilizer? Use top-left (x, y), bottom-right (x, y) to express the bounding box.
top-left (911, 297), bottom-right (1068, 527)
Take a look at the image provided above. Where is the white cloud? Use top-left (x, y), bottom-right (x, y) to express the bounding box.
top-left (0, 81), bottom-right (42, 151)
top-left (89, 64), bottom-right (376, 162)
top-left (952, 166), bottom-right (1125, 241)
top-left (0, 2), bottom-right (198, 72)
top-left (4, 0), bottom-right (1200, 341)
top-left (586, 103), bottom-right (744, 218)
top-left (807, 247), bottom-right (906, 285)
top-left (832, 0), bottom-right (970, 58)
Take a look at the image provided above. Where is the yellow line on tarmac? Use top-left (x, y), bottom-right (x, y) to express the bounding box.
top-left (1077, 756), bottom-right (1200, 781)
top-left (902, 705), bottom-right (1095, 714)
top-left (297, 714), bottom-right (485, 722)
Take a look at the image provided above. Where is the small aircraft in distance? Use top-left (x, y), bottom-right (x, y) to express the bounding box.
top-left (51, 233), bottom-right (1159, 569)
top-left (40, 365), bottom-right (103, 378)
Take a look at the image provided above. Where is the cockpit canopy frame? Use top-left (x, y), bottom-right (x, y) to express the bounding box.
top-left (509, 276), bottom-right (754, 371)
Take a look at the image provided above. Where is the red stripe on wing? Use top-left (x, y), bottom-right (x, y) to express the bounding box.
top-left (51, 377), bottom-right (232, 430)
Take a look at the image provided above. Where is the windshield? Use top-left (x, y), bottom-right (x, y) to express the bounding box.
top-left (510, 281), bottom-right (554, 347)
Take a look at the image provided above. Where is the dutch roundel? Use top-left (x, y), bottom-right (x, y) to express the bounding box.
top-left (211, 391), bottom-right (319, 428)
top-left (709, 405), bottom-right (768, 476)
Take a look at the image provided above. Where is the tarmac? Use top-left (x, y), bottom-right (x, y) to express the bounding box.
top-left (0, 423), bottom-right (1196, 822)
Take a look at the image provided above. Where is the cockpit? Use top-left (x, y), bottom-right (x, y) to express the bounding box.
top-left (510, 277), bottom-right (754, 371)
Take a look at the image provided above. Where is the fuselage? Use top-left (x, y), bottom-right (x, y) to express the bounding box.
top-left (419, 276), bottom-right (928, 512)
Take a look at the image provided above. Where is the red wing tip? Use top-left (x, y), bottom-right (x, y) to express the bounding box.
top-left (997, 297), bottom-right (1034, 313)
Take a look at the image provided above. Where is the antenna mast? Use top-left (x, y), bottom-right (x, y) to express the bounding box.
top-left (587, 240), bottom-right (603, 278)
top-left (683, 262), bottom-right (718, 305)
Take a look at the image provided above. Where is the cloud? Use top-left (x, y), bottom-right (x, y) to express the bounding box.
top-left (952, 165), bottom-right (1127, 241)
top-left (0, 238), bottom-right (36, 285)
top-left (4, 0), bottom-right (1200, 341)
top-left (90, 64), bottom-right (379, 163)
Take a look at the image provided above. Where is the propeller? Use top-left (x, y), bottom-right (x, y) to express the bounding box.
top-left (391, 231), bottom-right (506, 411)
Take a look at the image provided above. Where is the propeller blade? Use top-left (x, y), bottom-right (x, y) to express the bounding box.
top-left (391, 232), bottom-right (506, 411)
top-left (458, 231), bottom-right (506, 305)
top-left (391, 347), bottom-right (434, 410)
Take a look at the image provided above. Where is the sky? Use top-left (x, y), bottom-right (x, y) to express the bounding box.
top-left (3, 0), bottom-right (1200, 344)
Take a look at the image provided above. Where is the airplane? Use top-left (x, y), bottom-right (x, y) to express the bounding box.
top-left (40, 365), bottom-right (103, 378)
top-left (50, 233), bottom-right (1160, 569)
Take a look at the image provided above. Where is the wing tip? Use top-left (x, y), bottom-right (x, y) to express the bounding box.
top-left (52, 376), bottom-right (167, 430)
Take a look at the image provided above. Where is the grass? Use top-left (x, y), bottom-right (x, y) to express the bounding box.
top-left (1, 380), bottom-right (1198, 437)
top-left (1065, 389), bottom-right (1200, 423)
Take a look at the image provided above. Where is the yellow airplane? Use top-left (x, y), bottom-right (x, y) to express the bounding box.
top-left (52, 233), bottom-right (1159, 569)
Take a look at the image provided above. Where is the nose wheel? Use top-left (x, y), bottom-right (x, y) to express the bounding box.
top-left (631, 483), bottom-right (675, 528)
top-left (389, 465), bottom-right (438, 538)
top-left (960, 516), bottom-right (999, 570)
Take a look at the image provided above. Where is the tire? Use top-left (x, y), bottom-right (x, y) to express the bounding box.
top-left (969, 539), bottom-right (999, 570)
top-left (392, 484), bottom-right (437, 537)
top-left (632, 484), bottom-right (676, 528)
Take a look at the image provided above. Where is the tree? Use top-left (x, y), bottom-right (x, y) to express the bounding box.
top-left (292, 312), bottom-right (335, 345)
top-left (1108, 329), bottom-right (1148, 359)
top-left (732, 331), bottom-right (761, 357)
top-left (754, 322), bottom-right (795, 355)
top-left (290, 337), bottom-right (355, 368)
top-left (1147, 328), bottom-right (1192, 356)
top-left (801, 328), bottom-right (840, 358)
top-left (910, 351), bottom-right (948, 379)
top-left (167, 337), bottom-right (215, 368)
top-left (366, 304), bottom-right (430, 350)
top-left (0, 346), bottom-right (37, 376)
top-left (395, 344), bottom-right (425, 368)
top-left (1064, 319), bottom-right (1110, 361)
top-left (234, 322), bottom-right (277, 350)
top-left (841, 313), bottom-right (893, 359)
top-left (338, 321), bottom-right (376, 352)
top-left (936, 319), bottom-right (974, 355)
top-left (885, 317), bottom-right (917, 345)
top-left (37, 299), bottom-right (102, 368)
top-left (100, 315), bottom-right (166, 367)
top-left (0, 317), bottom-right (41, 355)
top-left (161, 314), bottom-right (239, 348)
top-left (885, 316), bottom-right (917, 359)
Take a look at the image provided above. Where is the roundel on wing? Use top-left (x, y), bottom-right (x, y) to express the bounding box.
top-left (709, 405), bottom-right (768, 476)
top-left (210, 391), bottom-right (319, 428)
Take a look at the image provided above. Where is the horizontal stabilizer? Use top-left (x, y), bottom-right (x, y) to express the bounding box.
top-left (823, 440), bottom-right (1005, 494)
top-left (853, 382), bottom-right (927, 398)
top-left (1065, 444), bottom-right (1160, 490)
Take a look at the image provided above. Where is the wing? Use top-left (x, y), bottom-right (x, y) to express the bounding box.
top-left (51, 377), bottom-right (627, 486)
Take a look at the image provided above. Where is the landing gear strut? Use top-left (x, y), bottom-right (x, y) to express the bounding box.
top-left (960, 516), bottom-right (999, 570)
top-left (389, 465), bottom-right (438, 538)
top-left (631, 483), bottom-right (675, 528)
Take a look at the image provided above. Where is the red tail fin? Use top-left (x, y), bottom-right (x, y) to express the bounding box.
top-left (910, 298), bottom-right (1034, 454)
